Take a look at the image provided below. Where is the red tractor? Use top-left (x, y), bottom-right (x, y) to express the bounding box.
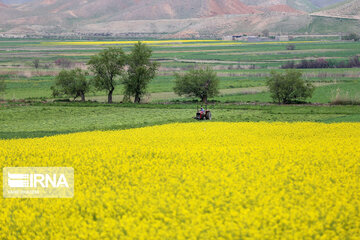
top-left (194, 106), bottom-right (212, 120)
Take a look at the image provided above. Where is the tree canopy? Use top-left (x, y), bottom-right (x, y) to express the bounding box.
top-left (51, 68), bottom-right (90, 102)
top-left (122, 42), bottom-right (159, 103)
top-left (174, 67), bottom-right (219, 104)
top-left (0, 75), bottom-right (6, 99)
top-left (88, 47), bottom-right (127, 103)
top-left (266, 70), bottom-right (314, 104)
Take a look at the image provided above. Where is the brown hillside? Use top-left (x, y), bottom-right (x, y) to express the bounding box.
top-left (0, 1), bottom-right (8, 7)
top-left (311, 0), bottom-right (360, 20)
top-left (0, 0), bottom-right (329, 37)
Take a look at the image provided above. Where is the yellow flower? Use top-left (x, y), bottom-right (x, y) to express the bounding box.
top-left (0, 122), bottom-right (359, 239)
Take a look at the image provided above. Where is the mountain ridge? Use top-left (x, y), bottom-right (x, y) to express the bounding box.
top-left (0, 0), bottom-right (357, 38)
top-left (311, 0), bottom-right (360, 19)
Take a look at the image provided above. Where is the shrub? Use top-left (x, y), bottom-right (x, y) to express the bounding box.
top-left (281, 61), bottom-right (296, 69)
top-left (286, 44), bottom-right (296, 50)
top-left (331, 88), bottom-right (360, 105)
top-left (32, 59), bottom-right (40, 69)
top-left (266, 70), bottom-right (314, 104)
top-left (281, 56), bottom-right (360, 69)
top-left (342, 33), bottom-right (360, 42)
top-left (348, 56), bottom-right (360, 67)
top-left (55, 58), bottom-right (73, 68)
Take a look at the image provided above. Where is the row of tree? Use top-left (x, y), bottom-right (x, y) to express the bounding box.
top-left (51, 42), bottom-right (221, 104)
top-left (281, 56), bottom-right (360, 69)
top-left (52, 42), bottom-right (159, 103)
top-left (51, 42), bottom-right (315, 105)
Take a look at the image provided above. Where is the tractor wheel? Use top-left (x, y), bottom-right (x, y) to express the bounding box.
top-left (206, 111), bottom-right (212, 120)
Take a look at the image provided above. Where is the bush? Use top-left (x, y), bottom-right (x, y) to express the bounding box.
top-left (281, 56), bottom-right (360, 69)
top-left (55, 58), bottom-right (73, 68)
top-left (331, 88), bottom-right (360, 105)
top-left (281, 61), bottom-right (296, 69)
top-left (286, 44), bottom-right (296, 50)
top-left (32, 59), bottom-right (40, 69)
top-left (266, 70), bottom-right (314, 104)
top-left (342, 33), bottom-right (360, 42)
top-left (348, 56), bottom-right (360, 67)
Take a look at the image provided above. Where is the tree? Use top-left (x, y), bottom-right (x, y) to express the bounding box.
top-left (262, 29), bottom-right (270, 37)
top-left (33, 59), bottom-right (40, 69)
top-left (286, 44), bottom-right (296, 50)
top-left (123, 42), bottom-right (159, 103)
top-left (51, 68), bottom-right (90, 102)
top-left (55, 58), bottom-right (73, 68)
top-left (0, 75), bottom-right (6, 99)
top-left (88, 47), bottom-right (126, 103)
top-left (174, 67), bottom-right (219, 104)
top-left (266, 70), bottom-right (314, 104)
top-left (342, 33), bottom-right (360, 42)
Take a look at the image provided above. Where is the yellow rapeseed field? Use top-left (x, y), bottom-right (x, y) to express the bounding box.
top-left (0, 122), bottom-right (359, 239)
top-left (42, 40), bottom-right (323, 47)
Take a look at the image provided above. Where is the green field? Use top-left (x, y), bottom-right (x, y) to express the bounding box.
top-left (1, 39), bottom-right (360, 103)
top-left (1, 102), bottom-right (360, 139)
top-left (1, 39), bottom-right (360, 139)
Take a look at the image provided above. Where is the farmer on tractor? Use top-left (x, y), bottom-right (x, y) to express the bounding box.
top-left (199, 107), bottom-right (205, 118)
top-left (194, 106), bottom-right (212, 120)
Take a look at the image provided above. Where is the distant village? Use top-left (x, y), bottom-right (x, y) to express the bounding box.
top-left (222, 35), bottom-right (290, 42)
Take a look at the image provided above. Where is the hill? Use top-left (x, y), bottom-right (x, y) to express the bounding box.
top-left (310, 0), bottom-right (346, 8)
top-left (0, 0), bottom-right (306, 37)
top-left (0, 0), bottom-right (7, 7)
top-left (0, 0), bottom-right (357, 38)
top-left (311, 0), bottom-right (360, 19)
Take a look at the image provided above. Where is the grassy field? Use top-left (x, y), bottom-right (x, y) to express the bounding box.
top-left (0, 39), bottom-right (360, 139)
top-left (1, 102), bottom-right (360, 139)
top-left (0, 39), bottom-right (359, 104)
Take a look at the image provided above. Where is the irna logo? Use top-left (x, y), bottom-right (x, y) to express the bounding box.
top-left (3, 167), bottom-right (74, 198)
top-left (8, 173), bottom-right (69, 188)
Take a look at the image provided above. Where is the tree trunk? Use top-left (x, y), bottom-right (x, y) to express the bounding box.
top-left (134, 94), bottom-right (141, 103)
top-left (80, 92), bottom-right (85, 102)
top-left (108, 89), bottom-right (114, 104)
top-left (201, 95), bottom-right (208, 104)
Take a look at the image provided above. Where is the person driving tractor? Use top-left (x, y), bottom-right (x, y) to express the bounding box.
top-left (194, 105), bottom-right (211, 120)
top-left (199, 107), bottom-right (205, 118)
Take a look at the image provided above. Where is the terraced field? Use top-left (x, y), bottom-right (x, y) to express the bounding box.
top-left (0, 39), bottom-right (359, 104)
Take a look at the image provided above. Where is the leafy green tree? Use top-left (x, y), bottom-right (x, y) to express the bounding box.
top-left (174, 67), bottom-right (219, 104)
top-left (262, 29), bottom-right (270, 37)
top-left (51, 68), bottom-right (90, 102)
top-left (266, 70), bottom-right (314, 104)
top-left (122, 42), bottom-right (159, 103)
top-left (342, 33), bottom-right (360, 42)
top-left (33, 59), bottom-right (40, 69)
top-left (286, 44), bottom-right (296, 50)
top-left (0, 75), bottom-right (6, 99)
top-left (88, 47), bottom-right (126, 103)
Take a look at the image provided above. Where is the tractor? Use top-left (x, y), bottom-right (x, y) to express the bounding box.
top-left (194, 105), bottom-right (212, 120)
